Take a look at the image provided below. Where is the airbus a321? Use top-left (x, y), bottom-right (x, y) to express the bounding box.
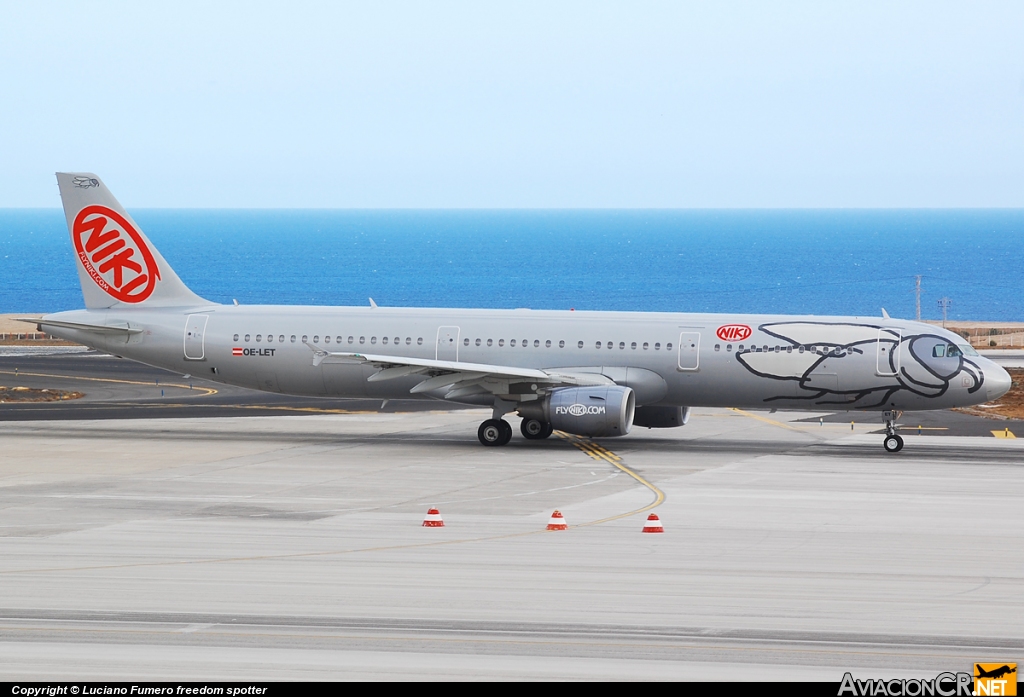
top-left (26, 173), bottom-right (1012, 452)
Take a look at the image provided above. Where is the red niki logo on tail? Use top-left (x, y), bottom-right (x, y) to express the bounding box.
top-left (72, 205), bottom-right (160, 303)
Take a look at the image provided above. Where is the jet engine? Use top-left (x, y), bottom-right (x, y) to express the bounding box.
top-left (633, 406), bottom-right (690, 428)
top-left (518, 385), bottom-right (635, 437)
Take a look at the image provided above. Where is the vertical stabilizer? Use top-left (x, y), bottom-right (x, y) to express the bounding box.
top-left (55, 172), bottom-right (211, 309)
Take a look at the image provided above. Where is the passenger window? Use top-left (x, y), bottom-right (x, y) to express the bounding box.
top-left (301, 335), bottom-right (308, 343)
top-left (619, 342), bottom-right (625, 349)
top-left (523, 339), bottom-right (528, 347)
top-left (486, 339), bottom-right (492, 346)
top-left (359, 336), bottom-right (365, 344)
top-left (245, 334), bottom-right (251, 342)
top-left (534, 339), bottom-right (540, 347)
top-left (476, 338), bottom-right (482, 346)
top-left (291, 335), bottom-right (296, 343)
top-left (463, 338), bottom-right (469, 346)
top-left (268, 335), bottom-right (274, 343)
top-left (763, 345), bottom-right (768, 352)
top-left (726, 344), bottom-right (732, 352)
top-left (654, 343), bottom-right (660, 350)
top-left (798, 346), bottom-right (804, 353)
top-left (417, 337), bottom-right (423, 345)
top-left (393, 337), bottom-right (399, 345)
top-left (738, 344), bottom-right (744, 351)
top-left (256, 335), bottom-right (262, 342)
top-left (405, 337), bottom-right (411, 345)
top-left (313, 336), bottom-right (319, 343)
top-left (558, 340), bottom-right (564, 348)
top-left (370, 337), bottom-right (376, 344)
top-left (281, 336), bottom-right (286, 343)
top-left (667, 343), bottom-right (673, 350)
top-left (233, 334), bottom-right (239, 341)
top-left (643, 342), bottom-right (649, 350)
top-left (631, 342), bottom-right (637, 349)
top-left (545, 340), bottom-right (552, 348)
top-left (578, 341), bottom-right (584, 348)
top-left (382, 337), bottom-right (388, 344)
top-left (596, 341), bottom-right (602, 349)
top-left (715, 344), bottom-right (720, 351)
top-left (511, 339), bottom-right (517, 347)
top-left (932, 345), bottom-right (946, 358)
top-left (606, 341), bottom-right (613, 349)
top-left (786, 346), bottom-right (792, 353)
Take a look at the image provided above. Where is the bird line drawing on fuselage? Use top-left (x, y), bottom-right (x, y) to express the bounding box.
top-left (736, 321), bottom-right (985, 409)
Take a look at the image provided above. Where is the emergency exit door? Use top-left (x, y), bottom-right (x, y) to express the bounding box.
top-left (184, 314), bottom-right (209, 360)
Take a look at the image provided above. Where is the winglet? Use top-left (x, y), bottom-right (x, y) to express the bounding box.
top-left (369, 298), bottom-right (378, 308)
top-left (881, 308), bottom-right (890, 319)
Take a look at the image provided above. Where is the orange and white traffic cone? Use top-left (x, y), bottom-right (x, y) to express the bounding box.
top-left (422, 507), bottom-right (444, 527)
top-left (546, 510), bottom-right (568, 530)
top-left (641, 513), bottom-right (664, 533)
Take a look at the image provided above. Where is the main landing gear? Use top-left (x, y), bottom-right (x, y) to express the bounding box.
top-left (478, 419), bottom-right (513, 446)
top-left (477, 417), bottom-right (554, 446)
top-left (882, 410), bottom-right (904, 453)
top-left (521, 418), bottom-right (554, 440)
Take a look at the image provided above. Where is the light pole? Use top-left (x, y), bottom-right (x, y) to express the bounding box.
top-left (937, 297), bottom-right (951, 328)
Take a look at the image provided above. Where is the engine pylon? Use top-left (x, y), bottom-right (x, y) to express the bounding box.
top-left (546, 510), bottom-right (568, 531)
top-left (641, 513), bottom-right (664, 533)
top-left (422, 507), bottom-right (444, 527)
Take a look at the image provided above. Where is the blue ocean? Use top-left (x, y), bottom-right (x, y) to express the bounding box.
top-left (2, 209), bottom-right (1023, 321)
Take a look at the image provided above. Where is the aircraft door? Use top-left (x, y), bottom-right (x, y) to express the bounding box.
top-left (876, 328), bottom-right (901, 376)
top-left (678, 331), bottom-right (700, 371)
top-left (184, 314), bottom-right (209, 360)
top-left (436, 326), bottom-right (460, 361)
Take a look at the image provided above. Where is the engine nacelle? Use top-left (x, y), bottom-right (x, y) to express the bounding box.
top-left (520, 385), bottom-right (635, 437)
top-left (633, 406), bottom-right (690, 428)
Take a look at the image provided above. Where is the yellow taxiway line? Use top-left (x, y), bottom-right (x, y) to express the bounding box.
top-left (555, 432), bottom-right (665, 525)
top-left (0, 369), bottom-right (217, 397)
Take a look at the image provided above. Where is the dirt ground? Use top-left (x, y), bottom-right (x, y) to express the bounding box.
top-left (0, 387), bottom-right (84, 403)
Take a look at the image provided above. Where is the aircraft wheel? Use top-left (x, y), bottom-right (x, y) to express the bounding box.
top-left (479, 419), bottom-right (512, 447)
top-left (499, 419), bottom-right (513, 445)
top-left (521, 418), bottom-right (552, 440)
top-left (883, 434), bottom-right (904, 453)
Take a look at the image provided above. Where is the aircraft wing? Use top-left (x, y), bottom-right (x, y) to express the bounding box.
top-left (305, 345), bottom-right (612, 398)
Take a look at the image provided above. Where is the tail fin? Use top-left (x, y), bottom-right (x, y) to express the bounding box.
top-left (56, 172), bottom-right (211, 309)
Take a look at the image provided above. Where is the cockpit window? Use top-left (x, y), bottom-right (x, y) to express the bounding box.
top-left (933, 343), bottom-right (977, 358)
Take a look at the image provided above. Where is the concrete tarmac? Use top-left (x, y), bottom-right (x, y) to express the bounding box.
top-left (1, 402), bottom-right (1023, 680)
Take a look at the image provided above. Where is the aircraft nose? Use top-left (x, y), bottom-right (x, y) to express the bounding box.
top-left (986, 364), bottom-right (1012, 402)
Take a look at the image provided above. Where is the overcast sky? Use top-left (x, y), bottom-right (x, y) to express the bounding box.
top-left (2, 1), bottom-right (1023, 207)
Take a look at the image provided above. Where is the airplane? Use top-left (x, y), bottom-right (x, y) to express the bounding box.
top-left (23, 173), bottom-right (1012, 452)
top-left (975, 665), bottom-right (1016, 680)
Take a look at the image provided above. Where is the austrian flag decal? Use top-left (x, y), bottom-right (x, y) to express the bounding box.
top-left (72, 205), bottom-right (160, 303)
top-left (232, 347), bottom-right (244, 356)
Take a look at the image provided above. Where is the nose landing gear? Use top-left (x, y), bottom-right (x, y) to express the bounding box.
top-left (882, 410), bottom-right (904, 452)
top-left (478, 419), bottom-right (513, 446)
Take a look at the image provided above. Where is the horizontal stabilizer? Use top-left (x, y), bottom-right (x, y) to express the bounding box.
top-left (17, 317), bottom-right (143, 335)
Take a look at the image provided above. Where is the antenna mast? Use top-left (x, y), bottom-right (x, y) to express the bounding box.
top-left (937, 297), bottom-right (951, 328)
top-left (914, 275), bottom-right (922, 321)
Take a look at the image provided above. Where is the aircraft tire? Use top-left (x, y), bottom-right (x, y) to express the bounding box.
top-left (498, 419), bottom-right (513, 445)
top-left (883, 434), bottom-right (903, 453)
top-left (521, 418), bottom-right (552, 440)
top-left (479, 419), bottom-right (508, 446)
